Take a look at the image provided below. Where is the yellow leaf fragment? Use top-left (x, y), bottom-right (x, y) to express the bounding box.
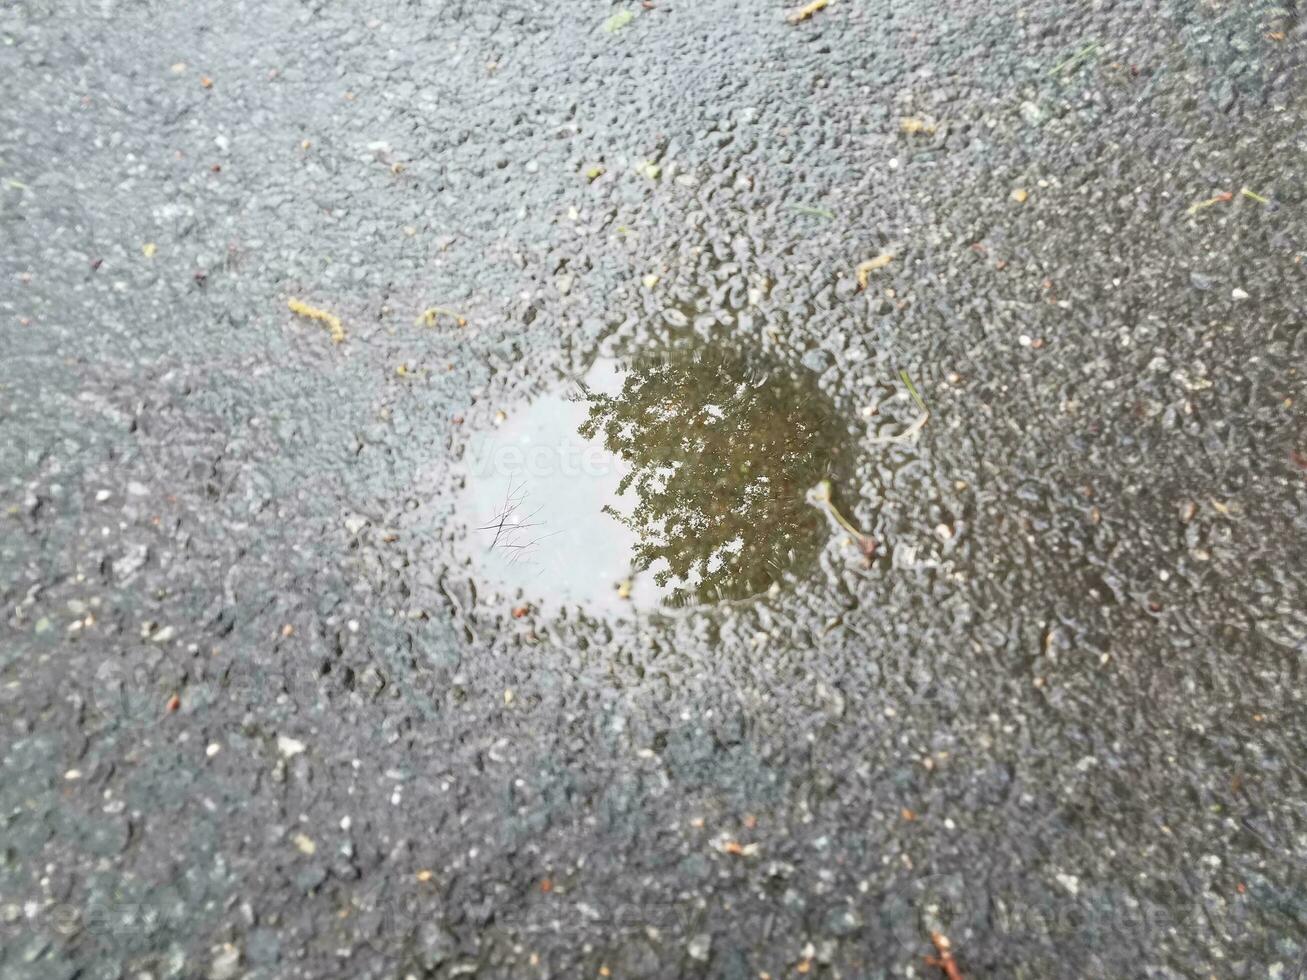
top-left (642, 273), bottom-right (660, 289)
top-left (899, 117), bottom-right (937, 135)
top-left (1011, 188), bottom-right (1029, 203)
top-left (855, 252), bottom-right (893, 289)
top-left (142, 242), bottom-right (157, 258)
top-left (786, 0), bottom-right (829, 24)
top-left (603, 9), bottom-right (635, 33)
top-left (417, 307), bottom-right (467, 328)
top-left (288, 297), bottom-right (346, 344)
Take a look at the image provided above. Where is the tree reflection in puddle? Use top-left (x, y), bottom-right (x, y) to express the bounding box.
top-left (457, 340), bottom-right (851, 613)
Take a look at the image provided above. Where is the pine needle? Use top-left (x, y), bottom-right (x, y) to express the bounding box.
top-left (1049, 41), bottom-right (1100, 76)
top-left (899, 369), bottom-right (928, 415)
top-left (789, 204), bottom-right (835, 220)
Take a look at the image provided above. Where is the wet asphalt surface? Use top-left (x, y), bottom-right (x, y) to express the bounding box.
top-left (3, 0), bottom-right (1307, 977)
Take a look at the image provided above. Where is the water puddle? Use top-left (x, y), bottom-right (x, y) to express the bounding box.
top-left (451, 340), bottom-right (853, 614)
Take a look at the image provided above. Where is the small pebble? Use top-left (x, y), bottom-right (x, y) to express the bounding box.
top-left (687, 933), bottom-right (712, 962)
top-left (210, 944), bottom-right (241, 980)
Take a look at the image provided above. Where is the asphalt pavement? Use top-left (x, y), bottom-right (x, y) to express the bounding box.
top-left (2, 0), bottom-right (1306, 977)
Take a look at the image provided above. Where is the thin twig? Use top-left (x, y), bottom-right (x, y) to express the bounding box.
top-left (1187, 190), bottom-right (1233, 216)
top-left (807, 480), bottom-right (876, 555)
top-left (868, 412), bottom-right (929, 445)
